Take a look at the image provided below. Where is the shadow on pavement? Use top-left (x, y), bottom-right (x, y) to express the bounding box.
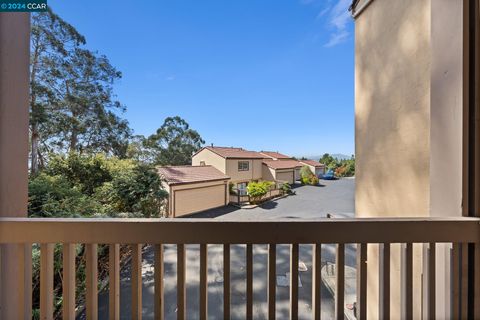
top-left (185, 205), bottom-right (240, 218)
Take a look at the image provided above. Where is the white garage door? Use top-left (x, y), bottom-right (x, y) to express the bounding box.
top-left (276, 171), bottom-right (294, 184)
top-left (315, 168), bottom-right (324, 177)
top-left (174, 184), bottom-right (226, 217)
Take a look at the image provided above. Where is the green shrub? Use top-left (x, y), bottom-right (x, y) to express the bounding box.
top-left (280, 182), bottom-right (292, 194)
top-left (247, 181), bottom-right (273, 204)
top-left (229, 182), bottom-right (236, 194)
top-left (29, 153), bottom-right (168, 218)
top-left (299, 165), bottom-right (319, 185)
top-left (301, 176), bottom-right (310, 185)
top-left (28, 173), bottom-right (101, 217)
top-left (300, 165), bottom-right (314, 180)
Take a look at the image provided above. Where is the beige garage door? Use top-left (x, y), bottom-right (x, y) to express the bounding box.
top-left (295, 168), bottom-right (301, 180)
top-left (174, 184), bottom-right (226, 217)
top-left (276, 171), bottom-right (294, 184)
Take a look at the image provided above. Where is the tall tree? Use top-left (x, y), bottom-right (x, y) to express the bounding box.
top-left (145, 116), bottom-right (205, 165)
top-left (30, 9), bottom-right (85, 174)
top-left (30, 10), bottom-right (131, 174)
top-left (51, 48), bottom-right (130, 156)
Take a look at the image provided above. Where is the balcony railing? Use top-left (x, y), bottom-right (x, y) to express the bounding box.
top-left (0, 217), bottom-right (479, 319)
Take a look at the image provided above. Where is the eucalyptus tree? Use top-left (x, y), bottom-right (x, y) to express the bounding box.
top-left (30, 8), bottom-right (85, 174)
top-left (51, 48), bottom-right (130, 157)
top-left (145, 116), bottom-right (205, 166)
top-left (30, 10), bottom-right (131, 174)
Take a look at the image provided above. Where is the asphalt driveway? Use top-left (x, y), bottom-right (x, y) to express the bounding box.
top-left (191, 177), bottom-right (355, 220)
top-left (96, 178), bottom-right (356, 319)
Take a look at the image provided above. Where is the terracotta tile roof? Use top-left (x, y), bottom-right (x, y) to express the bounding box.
top-left (259, 151), bottom-right (292, 160)
top-left (157, 165), bottom-right (229, 185)
top-left (263, 160), bottom-right (303, 170)
top-left (200, 146), bottom-right (265, 159)
top-left (300, 160), bottom-right (325, 167)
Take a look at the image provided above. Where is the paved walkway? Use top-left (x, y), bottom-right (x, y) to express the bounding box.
top-left (96, 178), bottom-right (356, 319)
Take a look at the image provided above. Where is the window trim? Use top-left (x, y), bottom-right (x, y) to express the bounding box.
top-left (238, 161), bottom-right (249, 171)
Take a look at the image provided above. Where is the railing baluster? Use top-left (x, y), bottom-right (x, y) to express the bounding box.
top-left (246, 244), bottom-right (253, 319)
top-left (461, 243), bottom-right (468, 319)
top-left (268, 244), bottom-right (276, 320)
top-left (475, 242), bottom-right (480, 319)
top-left (40, 243), bottom-right (54, 320)
top-left (382, 243), bottom-right (390, 320)
top-left (405, 243), bottom-right (413, 320)
top-left (357, 243), bottom-right (367, 320)
top-left (428, 242), bottom-right (436, 319)
top-left (200, 244), bottom-right (208, 320)
top-left (290, 243), bottom-right (299, 320)
top-left (451, 243), bottom-right (461, 319)
top-left (109, 244), bottom-right (120, 320)
top-left (25, 243), bottom-right (33, 320)
top-left (335, 243), bottom-right (344, 320)
top-left (132, 244), bottom-right (143, 320)
top-left (312, 244), bottom-right (321, 320)
top-left (154, 244), bottom-right (164, 320)
top-left (177, 244), bottom-right (186, 320)
top-left (223, 244), bottom-right (231, 319)
top-left (63, 243), bottom-right (76, 320)
top-left (85, 244), bottom-right (98, 320)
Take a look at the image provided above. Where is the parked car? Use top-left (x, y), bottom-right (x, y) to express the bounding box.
top-left (322, 169), bottom-right (336, 180)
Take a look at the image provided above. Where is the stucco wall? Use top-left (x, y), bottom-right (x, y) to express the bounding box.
top-left (355, 0), bottom-right (432, 319)
top-left (355, 0), bottom-right (431, 219)
top-left (225, 159), bottom-right (263, 182)
top-left (262, 165), bottom-right (275, 181)
top-left (192, 149), bottom-right (226, 173)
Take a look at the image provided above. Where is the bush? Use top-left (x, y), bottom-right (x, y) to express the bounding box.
top-left (300, 165), bottom-right (314, 180)
top-left (29, 153), bottom-right (168, 218)
top-left (229, 182), bottom-right (236, 195)
top-left (247, 181), bottom-right (273, 204)
top-left (301, 176), bottom-right (310, 185)
top-left (280, 182), bottom-right (292, 194)
top-left (309, 175), bottom-right (319, 185)
top-left (300, 165), bottom-right (318, 185)
top-left (28, 173), bottom-right (101, 217)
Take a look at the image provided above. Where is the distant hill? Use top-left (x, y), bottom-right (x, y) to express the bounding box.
top-left (297, 153), bottom-right (353, 161)
top-left (331, 153), bottom-right (353, 160)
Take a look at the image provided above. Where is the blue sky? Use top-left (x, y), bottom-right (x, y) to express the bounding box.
top-left (49, 0), bottom-right (354, 158)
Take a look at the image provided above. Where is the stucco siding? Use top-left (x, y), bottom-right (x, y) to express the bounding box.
top-left (225, 159), bottom-right (262, 182)
top-left (355, 0), bottom-right (432, 319)
top-left (192, 149), bottom-right (226, 173)
top-left (355, 0), bottom-right (431, 219)
top-left (262, 164), bottom-right (275, 181)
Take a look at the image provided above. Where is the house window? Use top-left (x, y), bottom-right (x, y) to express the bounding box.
top-left (238, 161), bottom-right (249, 171)
top-left (200, 161), bottom-right (206, 166)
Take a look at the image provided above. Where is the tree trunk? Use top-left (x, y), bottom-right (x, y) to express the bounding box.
top-left (30, 124), bottom-right (39, 176)
top-left (30, 34), bottom-right (40, 175)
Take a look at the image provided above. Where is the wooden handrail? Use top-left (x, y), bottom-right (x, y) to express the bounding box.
top-left (0, 217), bottom-right (478, 244)
top-left (0, 217), bottom-right (479, 319)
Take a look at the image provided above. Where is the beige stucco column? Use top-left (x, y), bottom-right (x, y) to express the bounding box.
top-left (0, 13), bottom-right (30, 318)
top-left (355, 0), bottom-right (464, 318)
